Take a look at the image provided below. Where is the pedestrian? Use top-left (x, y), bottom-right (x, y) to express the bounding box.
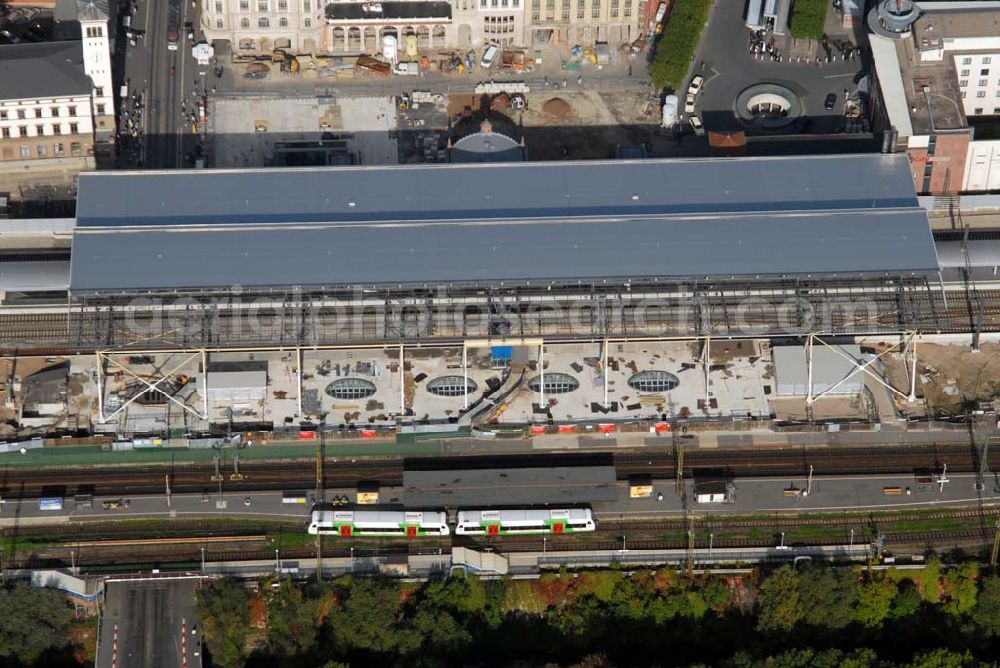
top-left (628, 65), bottom-right (632, 76)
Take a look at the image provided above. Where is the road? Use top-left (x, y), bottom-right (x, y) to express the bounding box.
top-left (121, 0), bottom-right (201, 168)
top-left (99, 579), bottom-right (202, 668)
top-left (216, 71), bottom-right (655, 99)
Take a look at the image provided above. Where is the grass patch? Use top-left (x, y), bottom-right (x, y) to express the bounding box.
top-left (649, 0), bottom-right (713, 91)
top-left (789, 0), bottom-right (827, 40)
top-left (266, 532), bottom-right (318, 550)
top-left (0, 536), bottom-right (53, 553)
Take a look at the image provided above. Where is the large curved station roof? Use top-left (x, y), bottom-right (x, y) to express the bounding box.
top-left (69, 155), bottom-right (939, 293)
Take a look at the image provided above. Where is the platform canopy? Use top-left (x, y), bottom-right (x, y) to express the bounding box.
top-left (69, 155), bottom-right (939, 294)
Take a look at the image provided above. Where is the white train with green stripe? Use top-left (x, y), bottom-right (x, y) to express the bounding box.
top-left (308, 509), bottom-right (450, 537)
top-left (455, 508), bottom-right (595, 536)
top-left (307, 507), bottom-right (596, 537)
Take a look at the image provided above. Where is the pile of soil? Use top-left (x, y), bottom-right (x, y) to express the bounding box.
top-left (542, 97), bottom-right (574, 118)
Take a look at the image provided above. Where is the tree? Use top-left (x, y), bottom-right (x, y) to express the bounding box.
top-left (421, 576), bottom-right (486, 615)
top-left (331, 578), bottom-right (409, 656)
top-left (266, 580), bottom-right (322, 658)
top-left (908, 648), bottom-right (973, 668)
top-left (196, 579), bottom-right (251, 668)
top-left (648, 0), bottom-right (712, 91)
top-left (797, 566), bottom-right (856, 630)
top-left (756, 566), bottom-right (802, 633)
top-left (411, 608), bottom-right (472, 656)
top-left (788, 0), bottom-right (827, 40)
top-left (941, 562), bottom-right (979, 616)
top-left (854, 577), bottom-right (896, 629)
top-left (971, 575), bottom-right (1000, 637)
top-left (0, 582), bottom-right (72, 665)
top-left (888, 581), bottom-right (922, 619)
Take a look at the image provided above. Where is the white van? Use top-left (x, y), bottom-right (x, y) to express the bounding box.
top-left (480, 44), bottom-right (499, 69)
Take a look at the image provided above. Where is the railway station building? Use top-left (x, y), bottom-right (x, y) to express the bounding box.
top-left (5, 154), bottom-right (973, 438)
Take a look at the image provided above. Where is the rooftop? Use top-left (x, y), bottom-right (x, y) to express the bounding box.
top-left (68, 156), bottom-right (938, 293)
top-left (402, 466), bottom-right (618, 506)
top-left (75, 155), bottom-right (920, 227)
top-left (870, 6), bottom-right (1000, 137)
top-left (324, 1), bottom-right (451, 21)
top-left (0, 42), bottom-right (93, 102)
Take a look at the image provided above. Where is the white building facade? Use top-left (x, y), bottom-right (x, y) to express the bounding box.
top-left (952, 49), bottom-right (1000, 118)
top-left (0, 41), bottom-right (98, 189)
top-left (201, 0), bottom-right (527, 53)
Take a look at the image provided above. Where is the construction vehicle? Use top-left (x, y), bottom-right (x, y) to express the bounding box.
top-left (271, 49), bottom-right (300, 73)
top-left (355, 55), bottom-right (391, 76)
top-left (500, 50), bottom-right (525, 70)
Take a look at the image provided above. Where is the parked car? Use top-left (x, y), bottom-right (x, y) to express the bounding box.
top-left (684, 93), bottom-right (696, 114)
top-left (688, 75), bottom-right (704, 96)
top-left (689, 115), bottom-right (705, 136)
top-left (824, 93), bottom-right (837, 110)
top-left (394, 61), bottom-right (419, 75)
top-left (243, 70), bottom-right (268, 80)
top-left (480, 43), bottom-right (499, 69)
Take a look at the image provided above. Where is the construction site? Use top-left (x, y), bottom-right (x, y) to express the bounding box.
top-left (1, 335), bottom-right (990, 444)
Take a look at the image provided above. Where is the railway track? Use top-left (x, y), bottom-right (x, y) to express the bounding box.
top-left (0, 443), bottom-right (986, 498)
top-left (4, 507), bottom-right (996, 573)
top-left (2, 286), bottom-right (1000, 351)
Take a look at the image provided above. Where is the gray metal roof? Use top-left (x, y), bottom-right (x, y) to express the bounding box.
top-left (75, 154), bottom-right (919, 227)
top-left (773, 344), bottom-right (865, 396)
top-left (403, 466), bottom-right (618, 506)
top-left (68, 208), bottom-right (939, 292)
top-left (0, 42), bottom-right (92, 102)
top-left (0, 261), bottom-right (71, 292)
top-left (936, 240), bottom-right (1000, 268)
top-left (69, 155), bottom-right (938, 293)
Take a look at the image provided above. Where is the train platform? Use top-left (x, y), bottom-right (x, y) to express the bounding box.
top-left (0, 425), bottom-right (985, 469)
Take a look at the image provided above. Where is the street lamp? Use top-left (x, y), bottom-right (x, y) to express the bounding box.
top-left (201, 547), bottom-right (206, 573)
top-left (275, 549), bottom-right (280, 573)
top-left (542, 536), bottom-right (547, 557)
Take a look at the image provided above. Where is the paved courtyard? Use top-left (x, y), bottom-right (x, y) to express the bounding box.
top-left (211, 95), bottom-right (398, 166)
top-left (688, 1), bottom-right (868, 135)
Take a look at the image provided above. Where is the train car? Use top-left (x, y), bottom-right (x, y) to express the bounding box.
top-left (38, 497), bottom-right (64, 511)
top-left (308, 509), bottom-right (450, 537)
top-left (455, 508), bottom-right (595, 536)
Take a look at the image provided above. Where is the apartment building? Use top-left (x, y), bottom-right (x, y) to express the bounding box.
top-left (201, 0), bottom-right (526, 53)
top-left (869, 0), bottom-right (1000, 193)
top-left (523, 0), bottom-right (643, 49)
top-left (0, 41), bottom-right (98, 196)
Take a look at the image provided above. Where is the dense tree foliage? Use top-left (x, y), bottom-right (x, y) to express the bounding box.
top-left (788, 0), bottom-right (827, 40)
top-left (196, 561), bottom-right (1000, 667)
top-left (0, 582), bottom-right (78, 667)
top-left (648, 0), bottom-right (713, 91)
